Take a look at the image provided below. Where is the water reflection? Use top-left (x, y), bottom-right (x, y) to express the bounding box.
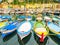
top-left (33, 32), bottom-right (48, 45)
top-left (18, 32), bottom-right (32, 45)
top-left (49, 35), bottom-right (60, 45)
top-left (0, 31), bottom-right (60, 45)
top-left (3, 31), bottom-right (17, 42)
top-left (0, 14), bottom-right (60, 45)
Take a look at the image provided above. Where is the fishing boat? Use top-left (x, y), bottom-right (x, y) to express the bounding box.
top-left (1, 21), bottom-right (19, 38)
top-left (0, 22), bottom-right (8, 31)
top-left (44, 16), bottom-right (51, 22)
top-left (15, 9), bottom-right (22, 14)
top-left (0, 15), bottom-right (12, 23)
top-left (0, 21), bottom-right (8, 30)
top-left (33, 17), bottom-right (49, 42)
top-left (17, 16), bottom-right (32, 40)
top-left (52, 17), bottom-right (59, 22)
top-left (47, 22), bottom-right (60, 38)
top-left (0, 15), bottom-right (3, 21)
top-left (52, 16), bottom-right (60, 26)
top-left (18, 15), bottom-right (26, 21)
top-left (52, 10), bottom-right (60, 21)
top-left (25, 16), bottom-right (32, 21)
top-left (2, 15), bottom-right (12, 21)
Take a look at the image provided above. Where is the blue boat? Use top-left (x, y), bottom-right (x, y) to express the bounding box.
top-left (1, 21), bottom-right (19, 38)
top-left (0, 15), bottom-right (9, 29)
top-left (2, 15), bottom-right (11, 19)
top-left (18, 15), bottom-right (26, 21)
top-left (25, 16), bottom-right (32, 21)
top-left (0, 15), bottom-right (3, 21)
top-left (17, 16), bottom-right (33, 39)
top-left (47, 22), bottom-right (60, 38)
top-left (0, 15), bottom-right (12, 22)
top-left (2, 15), bottom-right (12, 21)
top-left (19, 15), bottom-right (26, 19)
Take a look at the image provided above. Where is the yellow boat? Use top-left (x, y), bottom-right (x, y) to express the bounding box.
top-left (33, 17), bottom-right (49, 42)
top-left (0, 19), bottom-right (8, 29)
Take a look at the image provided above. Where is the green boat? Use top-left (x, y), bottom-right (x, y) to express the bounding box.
top-left (33, 17), bottom-right (49, 42)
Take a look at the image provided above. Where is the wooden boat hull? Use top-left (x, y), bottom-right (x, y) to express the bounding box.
top-left (47, 22), bottom-right (60, 38)
top-left (17, 21), bottom-right (32, 40)
top-left (1, 22), bottom-right (18, 38)
top-left (33, 21), bottom-right (48, 42)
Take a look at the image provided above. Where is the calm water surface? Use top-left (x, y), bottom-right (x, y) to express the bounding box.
top-left (0, 14), bottom-right (60, 45)
top-left (0, 31), bottom-right (60, 45)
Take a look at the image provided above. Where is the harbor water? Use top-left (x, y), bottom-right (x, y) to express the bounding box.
top-left (0, 31), bottom-right (60, 45)
top-left (0, 0), bottom-right (60, 45)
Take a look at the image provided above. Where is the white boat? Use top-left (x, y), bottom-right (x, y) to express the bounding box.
top-left (17, 16), bottom-right (32, 39)
top-left (44, 16), bottom-right (51, 22)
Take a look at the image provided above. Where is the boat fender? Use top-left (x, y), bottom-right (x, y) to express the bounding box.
top-left (40, 33), bottom-right (44, 42)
